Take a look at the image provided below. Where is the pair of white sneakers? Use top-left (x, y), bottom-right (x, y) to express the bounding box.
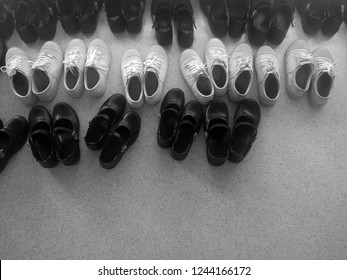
top-left (121, 45), bottom-right (168, 109)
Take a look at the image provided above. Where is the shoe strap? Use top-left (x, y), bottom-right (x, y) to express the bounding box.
top-left (54, 126), bottom-right (79, 141)
top-left (233, 121), bottom-right (257, 141)
top-left (205, 121), bottom-right (230, 138)
top-left (28, 129), bottom-right (53, 160)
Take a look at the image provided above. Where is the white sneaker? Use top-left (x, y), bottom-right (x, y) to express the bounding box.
top-left (228, 43), bottom-right (254, 103)
top-left (180, 49), bottom-right (214, 105)
top-left (63, 39), bottom-right (87, 98)
top-left (255, 46), bottom-right (280, 106)
top-left (121, 49), bottom-right (144, 109)
top-left (205, 38), bottom-right (228, 97)
top-left (31, 41), bottom-right (63, 102)
top-left (84, 39), bottom-right (111, 98)
top-left (143, 45), bottom-right (168, 106)
top-left (2, 47), bottom-right (37, 106)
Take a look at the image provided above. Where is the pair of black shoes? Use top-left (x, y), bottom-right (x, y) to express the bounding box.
top-left (151, 0), bottom-right (195, 47)
top-left (85, 94), bottom-right (141, 169)
top-left (28, 103), bottom-right (80, 168)
top-left (0, 0), bottom-right (14, 39)
top-left (0, 115), bottom-right (29, 173)
top-left (106, 0), bottom-right (146, 34)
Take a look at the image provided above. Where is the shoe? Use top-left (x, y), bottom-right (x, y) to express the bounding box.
top-left (32, 41), bottom-right (63, 102)
top-left (123, 0), bottom-right (145, 34)
top-left (56, 0), bottom-right (79, 34)
top-left (143, 45), bottom-right (168, 105)
top-left (226, 0), bottom-right (249, 38)
top-left (0, 0), bottom-right (14, 39)
top-left (255, 46), bottom-right (280, 106)
top-left (0, 115), bottom-right (29, 173)
top-left (171, 101), bottom-right (203, 160)
top-left (205, 38), bottom-right (228, 97)
top-left (0, 39), bottom-right (7, 67)
top-left (121, 49), bottom-right (144, 109)
top-left (229, 99), bottom-right (260, 163)
top-left (52, 102), bottom-right (80, 165)
top-left (85, 93), bottom-right (126, 150)
top-left (268, 0), bottom-right (295, 45)
top-left (173, 0), bottom-right (195, 48)
top-left (157, 88), bottom-right (185, 148)
top-left (105, 0), bottom-right (125, 33)
top-left (15, 0), bottom-right (37, 43)
top-left (32, 0), bottom-right (57, 41)
top-left (248, 0), bottom-right (272, 46)
top-left (99, 111), bottom-right (141, 169)
top-left (296, 0), bottom-right (326, 35)
top-left (228, 43), bottom-right (254, 103)
top-left (309, 47), bottom-right (335, 107)
top-left (84, 39), bottom-right (111, 98)
top-left (321, 0), bottom-right (343, 36)
top-left (28, 105), bottom-right (58, 168)
top-left (151, 0), bottom-right (172, 46)
top-left (200, 0), bottom-right (228, 38)
top-left (76, 0), bottom-right (100, 34)
top-left (180, 49), bottom-right (214, 105)
top-left (285, 39), bottom-right (314, 99)
top-left (63, 39), bottom-right (87, 98)
top-left (2, 47), bottom-right (37, 106)
top-left (204, 99), bottom-right (231, 166)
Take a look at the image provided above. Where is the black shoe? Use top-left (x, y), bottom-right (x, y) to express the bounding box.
top-left (248, 0), bottom-right (272, 46)
top-left (321, 0), bottom-right (343, 36)
top-left (76, 0), bottom-right (101, 34)
top-left (171, 101), bottom-right (203, 161)
top-left (204, 99), bottom-right (231, 166)
top-left (56, 0), bottom-right (79, 34)
top-left (173, 0), bottom-right (195, 48)
top-left (28, 105), bottom-right (58, 168)
top-left (123, 0), bottom-right (145, 34)
top-left (0, 115), bottom-right (29, 173)
top-left (296, 0), bottom-right (326, 35)
top-left (268, 0), bottom-right (295, 45)
top-left (105, 0), bottom-right (125, 33)
top-left (85, 94), bottom-right (126, 151)
top-left (0, 0), bottom-right (14, 39)
top-left (15, 0), bottom-right (37, 43)
top-left (226, 0), bottom-right (250, 38)
top-left (99, 111), bottom-right (141, 169)
top-left (229, 99), bottom-right (261, 163)
top-left (151, 0), bottom-right (173, 46)
top-left (0, 39), bottom-right (7, 67)
top-left (32, 0), bottom-right (57, 40)
top-left (200, 0), bottom-right (228, 37)
top-left (157, 88), bottom-right (185, 148)
top-left (52, 102), bottom-right (80, 166)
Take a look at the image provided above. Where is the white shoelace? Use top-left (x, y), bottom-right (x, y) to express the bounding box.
top-left (86, 49), bottom-right (108, 73)
top-left (185, 59), bottom-right (207, 80)
top-left (316, 58), bottom-right (336, 77)
top-left (208, 50), bottom-right (228, 67)
top-left (0, 56), bottom-right (24, 77)
top-left (295, 51), bottom-right (313, 67)
top-left (31, 52), bottom-right (54, 70)
top-left (63, 50), bottom-right (81, 76)
top-left (143, 55), bottom-right (162, 73)
top-left (235, 56), bottom-right (253, 74)
top-left (125, 62), bottom-right (142, 81)
top-left (260, 59), bottom-right (279, 77)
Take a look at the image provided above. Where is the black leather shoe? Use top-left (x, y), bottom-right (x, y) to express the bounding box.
top-left (226, 0), bottom-right (249, 38)
top-left (0, 0), bottom-right (14, 39)
top-left (268, 0), bottom-right (295, 45)
top-left (248, 0), bottom-right (272, 46)
top-left (32, 0), bottom-right (57, 40)
top-left (100, 111), bottom-right (141, 169)
top-left (56, 0), bottom-right (79, 34)
top-left (157, 88), bottom-right (185, 148)
top-left (76, 0), bottom-right (101, 34)
top-left (321, 0), bottom-right (343, 36)
top-left (0, 39), bottom-right (7, 67)
top-left (229, 99), bottom-right (261, 163)
top-left (0, 115), bottom-right (29, 173)
top-left (52, 102), bottom-right (80, 166)
top-left (204, 100), bottom-right (231, 166)
top-left (15, 0), bottom-right (38, 43)
top-left (151, 0), bottom-right (173, 46)
top-left (28, 105), bottom-right (58, 168)
top-left (173, 0), bottom-right (195, 48)
top-left (296, 0), bottom-right (326, 35)
top-left (123, 0), bottom-right (145, 34)
top-left (85, 94), bottom-right (126, 151)
top-left (200, 0), bottom-right (228, 38)
top-left (106, 0), bottom-right (125, 33)
top-left (171, 101), bottom-right (203, 161)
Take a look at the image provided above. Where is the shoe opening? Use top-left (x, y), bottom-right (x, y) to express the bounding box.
top-left (31, 133), bottom-right (53, 161)
top-left (197, 75), bottom-right (213, 96)
top-left (0, 131), bottom-right (11, 149)
top-left (33, 69), bottom-right (49, 93)
top-left (235, 71), bottom-right (251, 95)
top-left (173, 121), bottom-right (194, 154)
top-left (86, 67), bottom-right (100, 90)
top-left (12, 72), bottom-right (29, 97)
top-left (159, 110), bottom-right (178, 141)
top-left (265, 73), bottom-right (279, 100)
top-left (85, 116), bottom-right (109, 144)
top-left (145, 71), bottom-right (158, 97)
top-left (128, 75), bottom-right (142, 101)
top-left (66, 67), bottom-right (79, 90)
top-left (208, 126), bottom-right (229, 159)
top-left (231, 124), bottom-right (254, 157)
top-left (212, 65), bottom-right (227, 88)
top-left (296, 64), bottom-right (313, 91)
top-left (317, 73), bottom-right (332, 98)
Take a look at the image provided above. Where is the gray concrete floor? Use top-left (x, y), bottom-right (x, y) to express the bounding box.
top-left (1, 2), bottom-right (347, 260)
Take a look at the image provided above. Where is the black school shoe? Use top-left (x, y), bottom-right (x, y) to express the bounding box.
top-left (85, 94), bottom-right (126, 151)
top-left (0, 0), bottom-right (14, 39)
top-left (15, 0), bottom-right (38, 43)
top-left (200, 0), bottom-right (228, 38)
top-left (204, 100), bottom-right (231, 166)
top-left (171, 101), bottom-right (203, 161)
top-left (296, 0), bottom-right (326, 35)
top-left (226, 0), bottom-right (250, 38)
top-left (32, 0), bottom-right (57, 41)
top-left (0, 115), bottom-right (29, 173)
top-left (321, 0), bottom-right (343, 36)
top-left (28, 105), bottom-right (58, 168)
top-left (56, 0), bottom-right (79, 34)
top-left (105, 0), bottom-right (125, 33)
top-left (99, 111), bottom-right (141, 169)
top-left (248, 0), bottom-right (272, 46)
top-left (52, 103), bottom-right (80, 166)
top-left (123, 0), bottom-right (146, 34)
top-left (157, 88), bottom-right (185, 148)
top-left (173, 0), bottom-right (195, 48)
top-left (151, 0), bottom-right (173, 46)
top-left (76, 0), bottom-right (102, 34)
top-left (229, 99), bottom-right (261, 163)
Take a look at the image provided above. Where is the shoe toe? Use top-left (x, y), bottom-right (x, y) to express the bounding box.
top-left (287, 39), bottom-right (309, 53)
top-left (180, 49), bottom-right (199, 64)
top-left (312, 47), bottom-right (333, 60)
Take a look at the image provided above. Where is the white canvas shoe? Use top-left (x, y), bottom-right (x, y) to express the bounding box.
top-left (84, 39), bottom-right (111, 98)
top-left (31, 41), bottom-right (63, 102)
top-left (143, 45), bottom-right (168, 106)
top-left (228, 43), bottom-right (254, 103)
top-left (121, 49), bottom-right (144, 109)
top-left (63, 39), bottom-right (87, 98)
top-left (205, 38), bottom-right (228, 97)
top-left (2, 47), bottom-right (37, 106)
top-left (180, 49), bottom-right (214, 105)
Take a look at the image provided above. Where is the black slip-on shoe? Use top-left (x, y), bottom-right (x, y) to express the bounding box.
top-left (200, 0), bottom-right (228, 38)
top-left (0, 39), bottom-right (7, 67)
top-left (226, 0), bottom-right (250, 38)
top-left (321, 0), bottom-right (343, 36)
top-left (105, 0), bottom-right (125, 33)
top-left (151, 0), bottom-right (173, 46)
top-left (56, 0), bottom-right (79, 34)
top-left (123, 0), bottom-right (146, 34)
top-left (0, 115), bottom-right (29, 173)
top-left (229, 99), bottom-right (261, 163)
top-left (15, 0), bottom-right (37, 43)
top-left (296, 0), bottom-right (326, 35)
top-left (0, 0), bottom-right (14, 39)
top-left (173, 0), bottom-right (195, 48)
top-left (99, 111), bottom-right (141, 169)
top-left (248, 0), bottom-right (272, 46)
top-left (157, 88), bottom-right (185, 148)
top-left (32, 0), bottom-right (57, 41)
top-left (76, 0), bottom-right (101, 34)
top-left (204, 99), bottom-right (231, 166)
top-left (85, 94), bottom-right (126, 151)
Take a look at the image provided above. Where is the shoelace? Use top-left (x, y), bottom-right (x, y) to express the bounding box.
top-left (260, 59), bottom-right (279, 77)
top-left (316, 58), bottom-right (336, 77)
top-left (185, 59), bottom-right (207, 80)
top-left (63, 50), bottom-right (81, 76)
top-left (86, 49), bottom-right (108, 73)
top-left (143, 55), bottom-right (162, 73)
top-left (208, 50), bottom-right (228, 67)
top-left (125, 62), bottom-right (142, 81)
top-left (31, 52), bottom-right (54, 70)
top-left (235, 56), bottom-right (253, 74)
top-left (295, 51), bottom-right (313, 67)
top-left (0, 56), bottom-right (24, 77)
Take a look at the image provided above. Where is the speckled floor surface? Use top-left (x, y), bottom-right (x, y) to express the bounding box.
top-left (1, 1), bottom-right (347, 260)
